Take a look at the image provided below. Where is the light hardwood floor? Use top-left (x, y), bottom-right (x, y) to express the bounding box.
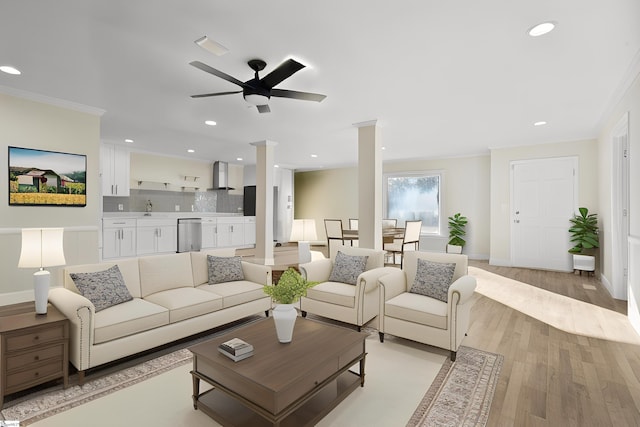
top-left (244, 246), bottom-right (640, 425)
top-left (466, 261), bottom-right (640, 426)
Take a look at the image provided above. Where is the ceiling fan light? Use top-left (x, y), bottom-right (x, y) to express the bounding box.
top-left (194, 36), bottom-right (229, 56)
top-left (244, 94), bottom-right (269, 106)
top-left (528, 21), bottom-right (556, 37)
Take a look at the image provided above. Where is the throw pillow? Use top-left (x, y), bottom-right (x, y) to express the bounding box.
top-left (328, 251), bottom-right (369, 285)
top-left (70, 265), bottom-right (133, 312)
top-left (410, 259), bottom-right (456, 302)
top-left (207, 255), bottom-right (245, 284)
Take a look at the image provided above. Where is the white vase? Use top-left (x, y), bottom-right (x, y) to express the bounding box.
top-left (447, 244), bottom-right (463, 254)
top-left (272, 304), bottom-right (297, 343)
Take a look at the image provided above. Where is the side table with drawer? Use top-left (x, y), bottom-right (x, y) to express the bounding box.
top-left (0, 302), bottom-right (69, 410)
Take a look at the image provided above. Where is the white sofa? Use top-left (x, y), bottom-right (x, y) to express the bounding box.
top-left (377, 251), bottom-right (476, 361)
top-left (49, 248), bottom-right (271, 383)
top-left (299, 244), bottom-right (396, 331)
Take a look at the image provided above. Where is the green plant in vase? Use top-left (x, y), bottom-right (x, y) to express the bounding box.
top-left (263, 268), bottom-right (317, 304)
top-left (447, 213), bottom-right (467, 253)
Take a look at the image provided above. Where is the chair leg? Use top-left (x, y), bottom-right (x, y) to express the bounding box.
top-left (357, 325), bottom-right (361, 332)
top-left (301, 310), bottom-right (307, 318)
top-left (450, 350), bottom-right (456, 362)
top-left (379, 332), bottom-right (384, 343)
top-left (264, 310), bottom-right (270, 317)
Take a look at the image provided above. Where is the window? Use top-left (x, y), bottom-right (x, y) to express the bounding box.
top-left (384, 172), bottom-right (441, 234)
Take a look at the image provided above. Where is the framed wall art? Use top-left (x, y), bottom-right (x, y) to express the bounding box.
top-left (8, 146), bottom-right (87, 207)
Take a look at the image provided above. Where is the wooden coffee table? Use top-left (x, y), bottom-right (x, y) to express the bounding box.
top-left (189, 318), bottom-right (367, 427)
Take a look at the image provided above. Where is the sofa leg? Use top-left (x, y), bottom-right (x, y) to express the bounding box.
top-left (78, 370), bottom-right (85, 386)
top-left (357, 325), bottom-right (361, 332)
top-left (301, 311), bottom-right (307, 318)
top-left (379, 332), bottom-right (384, 343)
top-left (264, 310), bottom-right (270, 317)
top-left (450, 351), bottom-right (456, 362)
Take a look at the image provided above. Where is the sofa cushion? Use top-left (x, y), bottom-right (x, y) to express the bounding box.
top-left (197, 280), bottom-right (266, 308)
top-left (409, 259), bottom-right (456, 302)
top-left (64, 258), bottom-right (142, 298)
top-left (305, 281), bottom-right (355, 308)
top-left (94, 298), bottom-right (169, 344)
top-left (69, 265), bottom-right (133, 312)
top-left (385, 292), bottom-right (448, 329)
top-left (144, 287), bottom-right (223, 323)
top-left (207, 255), bottom-right (245, 284)
top-left (138, 253), bottom-right (195, 297)
top-left (328, 251), bottom-right (368, 285)
top-left (191, 248), bottom-right (237, 286)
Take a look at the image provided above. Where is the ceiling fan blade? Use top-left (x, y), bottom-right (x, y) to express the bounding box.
top-left (270, 88), bottom-right (326, 102)
top-left (191, 90), bottom-right (242, 98)
top-left (189, 61), bottom-right (247, 88)
top-left (257, 104), bottom-right (271, 113)
top-left (260, 58), bottom-right (305, 89)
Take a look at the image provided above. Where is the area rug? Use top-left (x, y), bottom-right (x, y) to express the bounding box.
top-left (406, 346), bottom-right (503, 427)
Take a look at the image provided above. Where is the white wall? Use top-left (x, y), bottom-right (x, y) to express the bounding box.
top-left (294, 154), bottom-right (491, 258)
top-left (597, 69), bottom-right (640, 329)
top-left (489, 139), bottom-right (598, 266)
top-left (0, 91), bottom-right (102, 300)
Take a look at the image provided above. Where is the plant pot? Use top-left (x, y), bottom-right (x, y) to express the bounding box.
top-left (447, 244), bottom-right (462, 254)
top-left (272, 304), bottom-right (297, 343)
top-left (573, 254), bottom-right (595, 272)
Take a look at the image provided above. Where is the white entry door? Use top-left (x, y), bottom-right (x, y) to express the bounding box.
top-left (511, 157), bottom-right (577, 271)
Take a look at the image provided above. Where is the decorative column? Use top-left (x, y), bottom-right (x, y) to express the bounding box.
top-left (250, 140), bottom-right (277, 265)
top-left (353, 120), bottom-right (383, 250)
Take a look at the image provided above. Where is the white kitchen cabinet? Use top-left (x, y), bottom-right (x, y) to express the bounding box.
top-left (136, 218), bottom-right (177, 255)
top-left (102, 218), bottom-right (137, 259)
top-left (216, 217), bottom-right (244, 248)
top-left (201, 218), bottom-right (217, 249)
top-left (101, 143), bottom-right (130, 196)
top-left (244, 217), bottom-right (256, 246)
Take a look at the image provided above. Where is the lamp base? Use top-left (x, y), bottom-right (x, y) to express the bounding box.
top-left (298, 241), bottom-right (312, 264)
top-left (34, 270), bottom-right (50, 315)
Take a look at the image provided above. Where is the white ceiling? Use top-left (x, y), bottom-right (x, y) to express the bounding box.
top-left (1, 0), bottom-right (639, 170)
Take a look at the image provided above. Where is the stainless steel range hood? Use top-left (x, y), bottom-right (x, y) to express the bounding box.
top-left (212, 161), bottom-right (234, 190)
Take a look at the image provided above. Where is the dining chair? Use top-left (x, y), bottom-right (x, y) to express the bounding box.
top-left (349, 218), bottom-right (359, 230)
top-left (381, 218), bottom-right (397, 229)
top-left (383, 220), bottom-right (422, 268)
top-left (324, 219), bottom-right (356, 257)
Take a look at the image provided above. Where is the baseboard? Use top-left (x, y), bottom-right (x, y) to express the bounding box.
top-left (489, 258), bottom-right (511, 267)
top-left (0, 290), bottom-right (34, 306)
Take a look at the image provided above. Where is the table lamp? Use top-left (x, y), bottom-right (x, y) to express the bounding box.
top-left (290, 219), bottom-right (318, 264)
top-left (18, 228), bottom-right (66, 315)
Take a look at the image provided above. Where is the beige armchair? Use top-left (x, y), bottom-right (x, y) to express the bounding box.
top-left (299, 244), bottom-right (395, 331)
top-left (378, 251), bottom-right (476, 361)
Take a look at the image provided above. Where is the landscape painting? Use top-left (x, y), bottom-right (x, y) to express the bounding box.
top-left (9, 146), bottom-right (87, 206)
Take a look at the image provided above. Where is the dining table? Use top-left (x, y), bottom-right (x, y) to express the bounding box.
top-left (343, 227), bottom-right (405, 244)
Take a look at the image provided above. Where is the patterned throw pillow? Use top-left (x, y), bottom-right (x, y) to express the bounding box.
top-left (328, 251), bottom-right (369, 285)
top-left (70, 265), bottom-right (133, 312)
top-left (207, 255), bottom-right (245, 284)
top-left (410, 259), bottom-right (456, 302)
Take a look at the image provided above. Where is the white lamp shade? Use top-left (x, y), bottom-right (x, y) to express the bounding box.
top-left (290, 219), bottom-right (318, 242)
top-left (18, 228), bottom-right (66, 269)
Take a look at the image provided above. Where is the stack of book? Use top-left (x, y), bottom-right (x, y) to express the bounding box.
top-left (218, 337), bottom-right (254, 362)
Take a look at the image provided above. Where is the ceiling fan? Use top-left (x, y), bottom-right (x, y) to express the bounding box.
top-left (190, 58), bottom-right (326, 113)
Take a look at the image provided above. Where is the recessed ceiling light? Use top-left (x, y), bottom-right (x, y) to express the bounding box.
top-left (534, 121), bottom-right (547, 126)
top-left (274, 165), bottom-right (280, 168)
top-left (194, 36), bottom-right (229, 56)
top-left (381, 146), bottom-right (386, 150)
top-left (528, 21), bottom-right (556, 37)
top-left (124, 138), bottom-right (134, 143)
top-left (0, 65), bottom-right (21, 75)
top-left (311, 154), bottom-right (318, 158)
top-left (205, 120), bottom-right (217, 126)
top-left (236, 157), bottom-right (243, 161)
top-left (187, 149), bottom-right (195, 153)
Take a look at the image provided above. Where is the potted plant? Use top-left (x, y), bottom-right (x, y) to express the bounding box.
top-left (447, 213), bottom-right (467, 254)
top-left (568, 207), bottom-right (599, 274)
top-left (263, 268), bottom-right (317, 343)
